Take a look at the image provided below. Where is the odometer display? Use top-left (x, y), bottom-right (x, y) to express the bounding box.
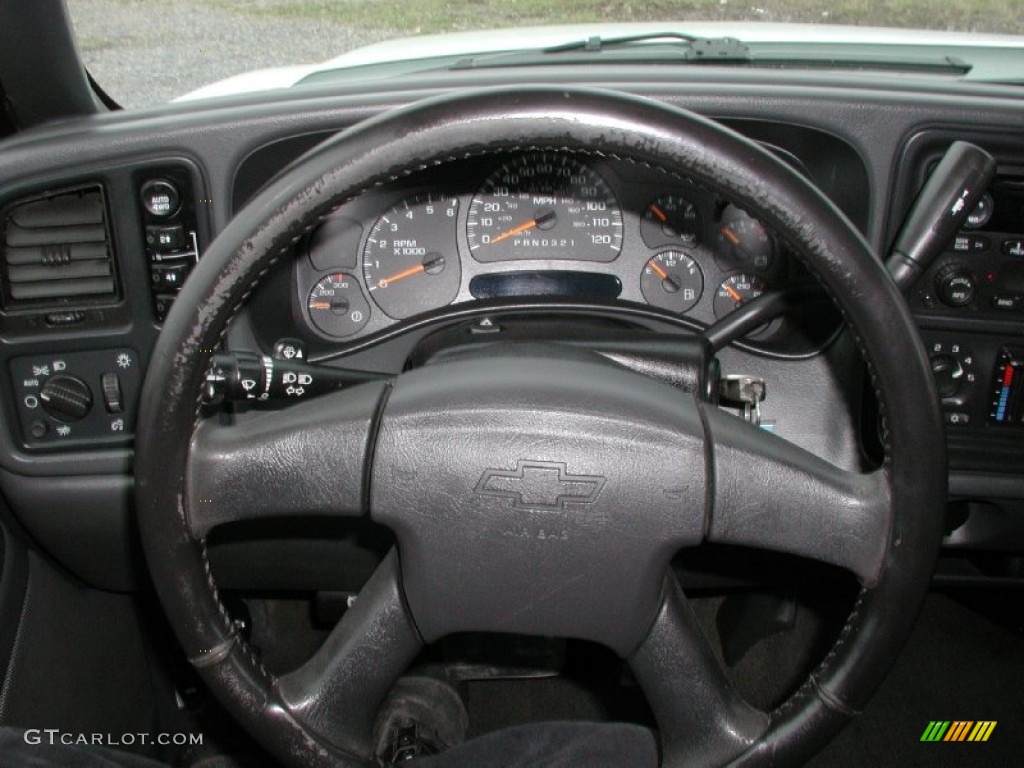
top-left (467, 153), bottom-right (622, 263)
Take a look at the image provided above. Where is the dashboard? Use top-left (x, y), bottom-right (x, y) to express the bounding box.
top-left (0, 65), bottom-right (1023, 591)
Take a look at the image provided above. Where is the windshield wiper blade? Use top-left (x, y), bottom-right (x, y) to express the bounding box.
top-left (450, 34), bottom-right (751, 70)
top-left (543, 32), bottom-right (750, 61)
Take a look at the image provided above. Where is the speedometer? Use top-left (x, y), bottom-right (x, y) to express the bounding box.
top-left (467, 153), bottom-right (622, 262)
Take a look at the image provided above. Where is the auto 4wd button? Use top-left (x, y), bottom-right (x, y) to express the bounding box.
top-left (140, 179), bottom-right (180, 218)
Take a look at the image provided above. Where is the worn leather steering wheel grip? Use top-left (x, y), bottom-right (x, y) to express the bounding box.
top-left (135, 86), bottom-right (946, 767)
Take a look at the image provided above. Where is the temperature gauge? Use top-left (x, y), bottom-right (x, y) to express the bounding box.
top-left (307, 273), bottom-right (371, 338)
top-left (640, 251), bottom-right (703, 314)
top-left (713, 273), bottom-right (767, 319)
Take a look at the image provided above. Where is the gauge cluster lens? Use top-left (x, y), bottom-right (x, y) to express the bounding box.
top-left (715, 204), bottom-right (774, 271)
top-left (641, 194), bottom-right (701, 249)
top-left (467, 153), bottom-right (622, 262)
top-left (307, 273), bottom-right (371, 338)
top-left (363, 194), bottom-right (461, 319)
top-left (294, 156), bottom-right (806, 346)
top-left (640, 251), bottom-right (703, 314)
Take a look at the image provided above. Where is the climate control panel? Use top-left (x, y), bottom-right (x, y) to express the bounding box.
top-left (925, 337), bottom-right (979, 427)
top-left (924, 334), bottom-right (1024, 431)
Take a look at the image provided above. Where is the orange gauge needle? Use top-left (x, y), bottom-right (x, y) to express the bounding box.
top-left (377, 263), bottom-right (424, 288)
top-left (648, 204), bottom-right (668, 223)
top-left (489, 218), bottom-right (538, 246)
top-left (721, 226), bottom-right (742, 247)
top-left (308, 301), bottom-right (332, 310)
top-left (487, 209), bottom-right (556, 246)
top-left (647, 260), bottom-right (669, 280)
top-left (724, 284), bottom-right (743, 303)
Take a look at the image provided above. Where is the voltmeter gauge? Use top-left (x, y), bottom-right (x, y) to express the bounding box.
top-left (715, 205), bottom-right (774, 271)
top-left (640, 251), bottom-right (703, 314)
top-left (307, 273), bottom-right (370, 338)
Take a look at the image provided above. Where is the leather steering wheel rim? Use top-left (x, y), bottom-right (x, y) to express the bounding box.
top-left (135, 86), bottom-right (946, 767)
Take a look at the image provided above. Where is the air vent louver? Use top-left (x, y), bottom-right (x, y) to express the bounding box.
top-left (1, 186), bottom-right (116, 306)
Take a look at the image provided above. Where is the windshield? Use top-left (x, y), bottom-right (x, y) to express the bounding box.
top-left (67, 0), bottom-right (1024, 108)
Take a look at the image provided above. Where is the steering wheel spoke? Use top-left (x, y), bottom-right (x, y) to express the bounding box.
top-left (185, 382), bottom-right (390, 538)
top-left (630, 575), bottom-right (769, 767)
top-left (275, 550), bottom-right (422, 758)
top-left (704, 406), bottom-right (892, 586)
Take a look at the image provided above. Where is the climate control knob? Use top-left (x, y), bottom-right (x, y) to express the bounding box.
top-left (39, 375), bottom-right (93, 421)
top-left (930, 354), bottom-right (964, 399)
top-left (935, 265), bottom-right (976, 307)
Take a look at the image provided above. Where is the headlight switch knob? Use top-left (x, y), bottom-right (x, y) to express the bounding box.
top-left (39, 375), bottom-right (94, 422)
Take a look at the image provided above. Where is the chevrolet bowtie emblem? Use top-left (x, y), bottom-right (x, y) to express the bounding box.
top-left (474, 460), bottom-right (606, 511)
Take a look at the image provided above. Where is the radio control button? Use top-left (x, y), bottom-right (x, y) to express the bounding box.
top-left (1003, 239), bottom-right (1024, 257)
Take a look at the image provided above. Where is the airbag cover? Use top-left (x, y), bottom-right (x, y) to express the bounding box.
top-left (371, 355), bottom-right (707, 655)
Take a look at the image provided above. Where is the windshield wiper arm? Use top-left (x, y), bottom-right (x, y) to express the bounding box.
top-left (543, 32), bottom-right (751, 61)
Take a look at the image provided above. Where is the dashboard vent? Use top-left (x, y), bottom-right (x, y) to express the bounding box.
top-left (1, 186), bottom-right (117, 307)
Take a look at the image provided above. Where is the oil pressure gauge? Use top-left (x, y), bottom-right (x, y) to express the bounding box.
top-left (641, 195), bottom-right (702, 249)
top-left (307, 273), bottom-right (371, 338)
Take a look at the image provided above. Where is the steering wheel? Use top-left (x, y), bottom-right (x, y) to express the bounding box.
top-left (135, 87), bottom-right (946, 767)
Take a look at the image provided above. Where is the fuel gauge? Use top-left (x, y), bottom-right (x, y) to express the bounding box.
top-left (640, 251), bottom-right (703, 314)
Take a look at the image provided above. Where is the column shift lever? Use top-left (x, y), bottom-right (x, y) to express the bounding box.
top-left (886, 141), bottom-right (996, 293)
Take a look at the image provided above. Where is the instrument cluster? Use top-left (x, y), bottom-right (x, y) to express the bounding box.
top-left (293, 151), bottom-right (798, 345)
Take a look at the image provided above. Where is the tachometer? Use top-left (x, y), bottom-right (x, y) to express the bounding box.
top-left (362, 194), bottom-right (461, 319)
top-left (467, 153), bottom-right (622, 262)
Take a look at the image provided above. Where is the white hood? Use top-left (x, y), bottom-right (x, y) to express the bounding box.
top-left (177, 21), bottom-right (1024, 102)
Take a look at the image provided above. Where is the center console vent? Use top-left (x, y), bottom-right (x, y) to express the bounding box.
top-left (1, 185), bottom-right (118, 308)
